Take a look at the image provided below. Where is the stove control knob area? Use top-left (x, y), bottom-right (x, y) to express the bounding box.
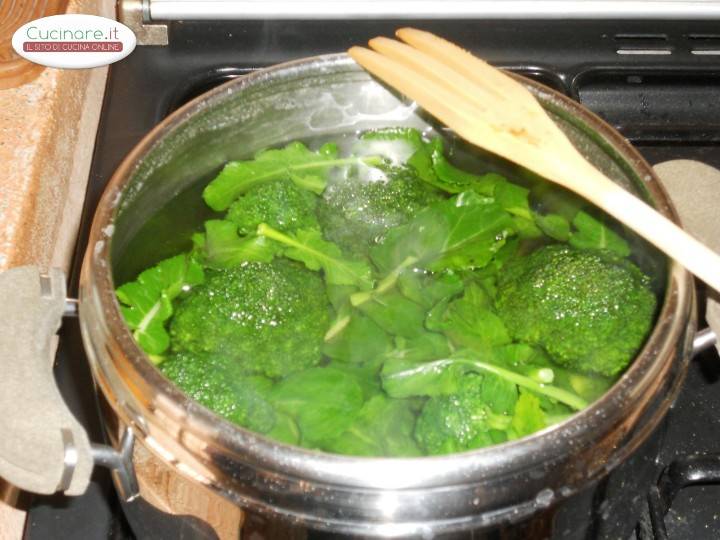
top-left (0, 266), bottom-right (93, 496)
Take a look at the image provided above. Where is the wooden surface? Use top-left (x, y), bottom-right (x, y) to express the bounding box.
top-left (0, 0), bottom-right (111, 537)
top-left (0, 0), bottom-right (70, 90)
top-left (0, 0), bottom-right (109, 273)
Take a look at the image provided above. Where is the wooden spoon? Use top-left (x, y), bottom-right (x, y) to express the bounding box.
top-left (349, 28), bottom-right (720, 292)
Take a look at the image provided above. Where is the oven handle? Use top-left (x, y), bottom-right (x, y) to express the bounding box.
top-left (0, 266), bottom-right (138, 500)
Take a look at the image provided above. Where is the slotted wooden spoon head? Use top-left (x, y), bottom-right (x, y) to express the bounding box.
top-left (349, 29), bottom-right (595, 191)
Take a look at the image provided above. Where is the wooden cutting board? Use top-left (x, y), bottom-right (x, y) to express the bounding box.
top-left (0, 0), bottom-right (69, 90)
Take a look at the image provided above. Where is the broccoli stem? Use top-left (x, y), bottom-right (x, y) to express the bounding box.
top-left (486, 411), bottom-right (513, 430)
top-left (256, 223), bottom-right (351, 271)
top-left (147, 354), bottom-right (166, 366)
top-left (324, 304), bottom-right (352, 342)
top-left (456, 356), bottom-right (588, 410)
top-left (350, 255), bottom-right (419, 307)
top-left (551, 365), bottom-right (613, 403)
top-left (257, 223), bottom-right (297, 245)
top-left (324, 314), bottom-right (351, 341)
top-left (523, 366), bottom-right (555, 384)
top-left (545, 412), bottom-right (574, 425)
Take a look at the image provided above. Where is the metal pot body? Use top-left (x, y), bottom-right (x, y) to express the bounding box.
top-left (78, 54), bottom-right (695, 538)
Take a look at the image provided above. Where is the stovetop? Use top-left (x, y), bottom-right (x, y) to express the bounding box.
top-left (24, 18), bottom-right (720, 539)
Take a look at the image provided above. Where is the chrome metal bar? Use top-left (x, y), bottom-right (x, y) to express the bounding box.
top-left (63, 298), bottom-right (78, 318)
top-left (692, 327), bottom-right (717, 357)
top-left (149, 0), bottom-right (720, 21)
top-left (91, 429), bottom-right (139, 502)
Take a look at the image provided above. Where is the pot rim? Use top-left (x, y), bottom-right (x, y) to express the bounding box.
top-left (80, 52), bottom-right (694, 491)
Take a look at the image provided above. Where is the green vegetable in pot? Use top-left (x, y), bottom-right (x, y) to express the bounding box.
top-left (202, 141), bottom-right (382, 211)
top-left (197, 219), bottom-right (277, 268)
top-left (159, 351), bottom-right (276, 434)
top-left (317, 165), bottom-right (442, 255)
top-left (115, 126), bottom-right (659, 457)
top-left (494, 244), bottom-right (656, 377)
top-left (256, 224), bottom-right (374, 289)
top-left (321, 395), bottom-right (421, 457)
top-left (116, 253), bottom-right (204, 357)
top-left (414, 374), bottom-right (513, 455)
top-left (270, 366), bottom-right (365, 446)
top-left (169, 259), bottom-right (330, 378)
top-left (226, 178), bottom-right (319, 235)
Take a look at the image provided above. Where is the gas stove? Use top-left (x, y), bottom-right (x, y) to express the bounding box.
top-left (24, 8), bottom-right (720, 539)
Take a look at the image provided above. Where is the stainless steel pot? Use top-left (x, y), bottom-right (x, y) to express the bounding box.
top-left (0, 54), bottom-right (701, 538)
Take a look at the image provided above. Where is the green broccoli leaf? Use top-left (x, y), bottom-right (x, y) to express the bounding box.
top-left (266, 413), bottom-right (301, 445)
top-left (531, 182), bottom-right (585, 220)
top-left (270, 367), bottom-right (365, 445)
top-left (406, 137), bottom-right (442, 187)
top-left (116, 253), bottom-right (204, 355)
top-left (349, 255), bottom-right (419, 308)
top-left (360, 126), bottom-right (425, 150)
top-left (479, 373), bottom-right (518, 415)
top-left (356, 292), bottom-right (427, 339)
top-left (508, 392), bottom-right (547, 439)
top-left (325, 284), bottom-right (356, 311)
top-left (534, 212), bottom-right (571, 241)
top-left (203, 141), bottom-right (383, 211)
top-left (569, 211), bottom-right (630, 257)
top-left (370, 194), bottom-right (515, 273)
top-left (323, 314), bottom-right (392, 364)
top-left (427, 284), bottom-right (511, 351)
top-left (428, 141), bottom-right (485, 193)
top-left (406, 136), bottom-right (506, 196)
top-left (414, 198), bottom-right (514, 272)
top-left (381, 353), bottom-right (588, 409)
top-left (512, 216), bottom-right (544, 239)
top-left (493, 182), bottom-right (533, 220)
top-left (397, 271), bottom-right (464, 309)
top-left (381, 357), bottom-right (465, 398)
top-left (383, 333), bottom-right (453, 364)
top-left (201, 220), bottom-right (276, 267)
top-left (257, 224), bottom-right (374, 289)
top-left (321, 395), bottom-right (421, 457)
top-left (325, 360), bottom-right (384, 400)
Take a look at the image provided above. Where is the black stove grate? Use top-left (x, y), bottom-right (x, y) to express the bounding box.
top-left (644, 453), bottom-right (720, 540)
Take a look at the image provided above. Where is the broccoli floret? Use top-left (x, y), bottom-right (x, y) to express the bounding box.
top-left (414, 374), bottom-right (511, 455)
top-left (317, 166), bottom-right (442, 254)
top-left (494, 244), bottom-right (656, 377)
top-left (226, 178), bottom-right (318, 235)
top-left (159, 351), bottom-right (276, 433)
top-left (169, 259), bottom-right (331, 378)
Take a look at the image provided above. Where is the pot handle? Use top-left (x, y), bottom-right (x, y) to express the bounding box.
top-left (692, 327), bottom-right (717, 357)
top-left (0, 266), bottom-right (93, 495)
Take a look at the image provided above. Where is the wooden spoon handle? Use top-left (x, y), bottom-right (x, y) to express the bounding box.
top-left (563, 162), bottom-right (720, 291)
